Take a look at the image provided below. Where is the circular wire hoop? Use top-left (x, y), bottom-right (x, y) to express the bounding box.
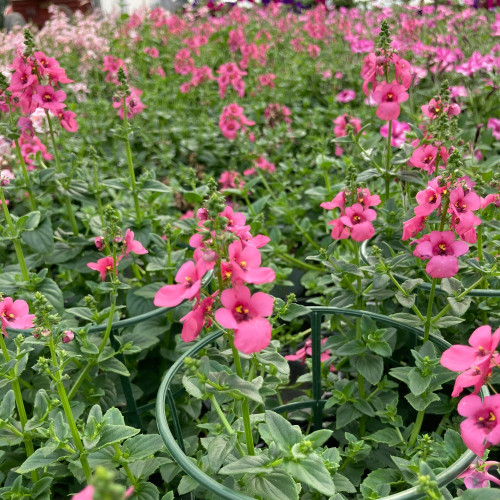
top-left (156, 307), bottom-right (482, 500)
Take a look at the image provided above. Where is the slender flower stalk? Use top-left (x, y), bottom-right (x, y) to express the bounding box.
top-left (385, 120), bottom-right (392, 200)
top-left (45, 111), bottom-right (79, 236)
top-left (0, 185), bottom-right (30, 282)
top-left (48, 338), bottom-right (92, 482)
top-left (0, 334), bottom-right (38, 482)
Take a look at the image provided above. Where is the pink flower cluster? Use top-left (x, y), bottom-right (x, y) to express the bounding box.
top-left (361, 52), bottom-right (412, 121)
top-left (243, 156), bottom-right (276, 176)
top-left (333, 114), bottom-right (362, 156)
top-left (219, 103), bottom-right (255, 140)
top-left (403, 176), bottom-right (488, 278)
top-left (321, 188), bottom-right (381, 242)
top-left (264, 103), bottom-right (291, 128)
top-left (87, 229), bottom-right (148, 281)
top-left (0, 297), bottom-right (35, 337)
top-left (154, 206), bottom-right (275, 354)
top-left (217, 62), bottom-right (246, 99)
top-left (113, 88), bottom-right (146, 120)
top-left (441, 325), bottom-right (500, 458)
top-left (285, 338), bottom-right (336, 372)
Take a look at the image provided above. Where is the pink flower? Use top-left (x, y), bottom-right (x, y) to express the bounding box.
top-left (409, 144), bottom-right (447, 174)
top-left (487, 118), bottom-right (500, 141)
top-left (333, 114), bottom-right (362, 138)
top-left (441, 325), bottom-right (500, 397)
top-left (113, 88), bottom-right (146, 120)
top-left (32, 85), bottom-right (66, 111)
top-left (215, 285), bottom-right (274, 354)
top-left (458, 394), bottom-right (500, 457)
top-left (180, 294), bottom-right (216, 342)
top-left (218, 170), bottom-right (243, 190)
top-left (72, 486), bottom-right (94, 500)
top-left (458, 460), bottom-right (500, 489)
top-left (56, 110), bottom-right (78, 133)
top-left (380, 120), bottom-right (410, 147)
top-left (87, 256), bottom-right (122, 282)
top-left (413, 231), bottom-right (469, 278)
top-left (62, 330), bottom-right (75, 344)
top-left (0, 297), bottom-right (35, 337)
top-left (227, 240), bottom-right (275, 285)
top-left (421, 98), bottom-right (444, 120)
top-left (123, 229), bottom-right (148, 258)
top-left (0, 169), bottom-right (14, 186)
top-left (339, 203), bottom-right (377, 242)
top-left (402, 215), bottom-right (427, 241)
top-left (285, 338), bottom-right (336, 371)
top-left (415, 179), bottom-right (443, 216)
top-left (371, 81), bottom-right (409, 121)
top-left (154, 260), bottom-right (206, 308)
top-left (336, 89), bottom-right (356, 103)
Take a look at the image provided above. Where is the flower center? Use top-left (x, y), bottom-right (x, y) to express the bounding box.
top-left (387, 92), bottom-right (394, 101)
top-left (353, 215), bottom-right (361, 223)
top-left (438, 243), bottom-right (447, 254)
top-left (424, 155), bottom-right (434, 163)
top-left (477, 412), bottom-right (497, 429)
top-left (43, 93), bottom-right (52, 102)
top-left (240, 261), bottom-right (247, 268)
top-left (234, 304), bottom-right (250, 321)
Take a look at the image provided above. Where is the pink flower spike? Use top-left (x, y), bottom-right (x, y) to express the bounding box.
top-left (0, 297), bottom-right (35, 337)
top-left (372, 81), bottom-right (409, 121)
top-left (154, 260), bottom-right (206, 308)
top-left (124, 229), bottom-right (148, 258)
top-left (215, 285), bottom-right (274, 354)
top-left (227, 240), bottom-right (275, 285)
top-left (458, 394), bottom-right (500, 457)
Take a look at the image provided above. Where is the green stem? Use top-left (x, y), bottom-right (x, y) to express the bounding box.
top-left (0, 335), bottom-right (38, 482)
top-left (45, 111), bottom-right (79, 236)
top-left (122, 106), bottom-right (142, 224)
top-left (7, 104), bottom-right (36, 210)
top-left (0, 186), bottom-right (30, 282)
top-left (230, 339), bottom-right (255, 455)
top-left (385, 120), bottom-right (393, 201)
top-left (113, 443), bottom-right (138, 486)
top-left (408, 408), bottom-right (425, 449)
top-left (69, 291), bottom-right (117, 401)
top-left (93, 162), bottom-right (105, 227)
top-left (477, 222), bottom-right (483, 261)
top-left (423, 278), bottom-right (437, 343)
top-left (208, 394), bottom-right (246, 456)
top-left (353, 242), bottom-right (366, 436)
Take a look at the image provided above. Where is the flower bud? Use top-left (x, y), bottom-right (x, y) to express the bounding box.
top-left (62, 330), bottom-right (74, 344)
top-left (41, 329), bottom-right (52, 337)
top-left (95, 236), bottom-right (105, 251)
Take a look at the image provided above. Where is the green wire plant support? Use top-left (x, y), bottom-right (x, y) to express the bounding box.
top-left (156, 306), bottom-right (485, 500)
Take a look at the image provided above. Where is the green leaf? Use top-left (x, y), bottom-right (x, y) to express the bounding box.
top-left (336, 339), bottom-right (366, 356)
top-left (306, 429), bottom-right (333, 448)
top-left (207, 434), bottom-right (237, 473)
top-left (263, 410), bottom-right (302, 452)
top-left (280, 303), bottom-right (310, 321)
top-left (98, 357), bottom-right (130, 376)
top-left (332, 473), bottom-right (356, 493)
top-left (37, 278), bottom-right (64, 314)
top-left (142, 180), bottom-right (171, 193)
top-left (405, 392), bottom-right (440, 411)
top-left (366, 428), bottom-right (403, 447)
top-left (129, 481), bottom-right (160, 500)
top-left (443, 429), bottom-right (466, 462)
top-left (17, 448), bottom-right (70, 474)
top-left (16, 211), bottom-right (40, 232)
top-left (93, 425), bottom-right (139, 450)
top-left (460, 489), bottom-right (500, 500)
top-left (0, 390), bottom-right (15, 420)
top-left (227, 374), bottom-right (263, 404)
top-left (432, 316), bottom-right (465, 328)
top-left (440, 278), bottom-right (462, 295)
top-left (395, 291), bottom-right (415, 309)
top-left (408, 368), bottom-right (432, 396)
top-left (32, 477), bottom-right (53, 498)
top-left (122, 434), bottom-right (165, 462)
top-left (219, 454), bottom-right (271, 475)
top-left (182, 376), bottom-right (205, 399)
top-left (447, 296), bottom-right (472, 316)
top-left (353, 399), bottom-right (375, 417)
top-left (177, 475), bottom-right (198, 495)
top-left (247, 472), bottom-right (299, 500)
top-left (284, 455), bottom-right (336, 496)
top-left (401, 279), bottom-right (424, 293)
top-left (336, 404), bottom-right (362, 429)
top-left (22, 217), bottom-right (54, 254)
top-left (353, 353), bottom-right (383, 385)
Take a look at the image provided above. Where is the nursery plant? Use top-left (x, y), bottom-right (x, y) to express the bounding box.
top-left (0, 0), bottom-right (498, 499)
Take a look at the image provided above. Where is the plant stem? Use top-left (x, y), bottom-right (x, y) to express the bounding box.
top-left (0, 334), bottom-right (38, 482)
top-left (113, 443), bottom-right (138, 486)
top-left (45, 111), bottom-right (79, 236)
top-left (423, 279), bottom-right (437, 343)
top-left (477, 222), bottom-right (483, 261)
top-left (408, 408), bottom-right (425, 448)
top-left (230, 338), bottom-right (255, 455)
top-left (69, 291), bottom-right (117, 401)
top-left (93, 162), bottom-right (105, 227)
top-left (7, 105), bottom-right (37, 210)
top-left (0, 186), bottom-right (30, 282)
top-left (385, 120), bottom-right (393, 201)
top-left (122, 106), bottom-right (142, 224)
top-left (208, 394), bottom-right (246, 456)
top-left (353, 242), bottom-right (366, 436)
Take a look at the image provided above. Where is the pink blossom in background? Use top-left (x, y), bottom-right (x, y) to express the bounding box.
top-left (487, 118), bottom-right (500, 140)
top-left (459, 460), bottom-right (500, 489)
top-left (56, 110), bottom-right (78, 133)
top-left (32, 85), bottom-right (66, 111)
top-left (143, 47), bottom-right (160, 58)
top-left (0, 169), bottom-right (14, 186)
top-left (264, 103), bottom-right (291, 127)
top-left (409, 144), bottom-right (448, 174)
top-left (218, 170), bottom-right (244, 190)
top-left (219, 103), bottom-right (254, 140)
top-left (0, 297), bottom-right (35, 337)
top-left (87, 255), bottom-right (123, 282)
top-left (458, 394), bottom-right (500, 457)
top-left (380, 120), bottom-right (410, 147)
top-left (337, 89), bottom-right (356, 103)
top-left (113, 88), bottom-right (146, 120)
top-left (333, 114), bottom-right (362, 138)
top-left (413, 230), bottom-right (468, 278)
top-left (285, 338), bottom-right (336, 372)
top-left (215, 285), bottom-right (274, 354)
top-left (450, 86), bottom-right (468, 99)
